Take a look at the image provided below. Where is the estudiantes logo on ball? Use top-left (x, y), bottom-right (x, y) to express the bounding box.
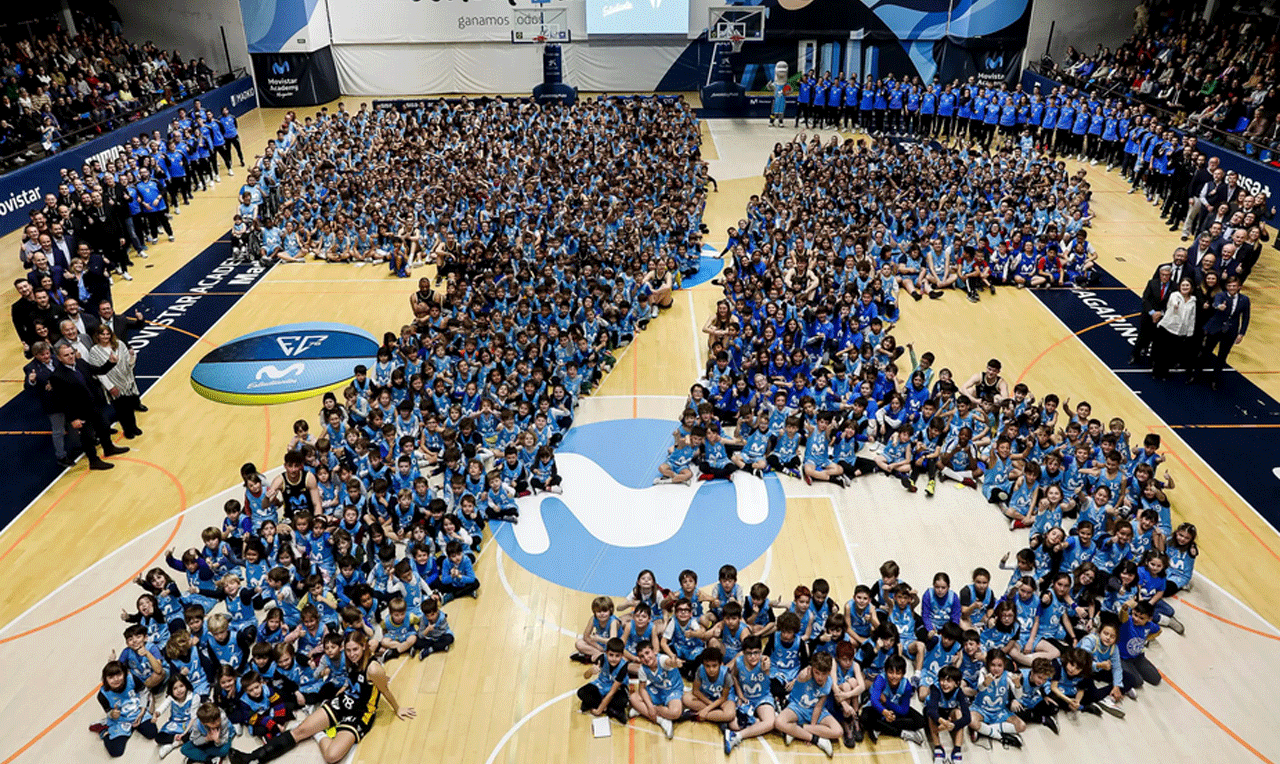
top-left (190, 322), bottom-right (378, 405)
top-left (493, 419), bottom-right (786, 595)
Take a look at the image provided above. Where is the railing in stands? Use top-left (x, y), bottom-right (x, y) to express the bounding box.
top-left (0, 68), bottom-right (247, 175)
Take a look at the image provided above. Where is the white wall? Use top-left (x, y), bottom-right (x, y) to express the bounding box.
top-left (116, 0), bottom-right (252, 75)
top-left (1025, 0), bottom-right (1136, 67)
top-left (333, 40), bottom-right (692, 95)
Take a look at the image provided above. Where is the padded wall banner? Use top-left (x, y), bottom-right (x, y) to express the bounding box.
top-left (239, 0), bottom-right (332, 53)
top-left (251, 47), bottom-right (342, 107)
top-left (328, 0), bottom-right (588, 44)
top-left (0, 77), bottom-right (257, 237)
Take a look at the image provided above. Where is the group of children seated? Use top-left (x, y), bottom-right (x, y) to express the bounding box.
top-left (572, 542), bottom-right (1193, 761)
top-left (93, 353), bottom-right (592, 760)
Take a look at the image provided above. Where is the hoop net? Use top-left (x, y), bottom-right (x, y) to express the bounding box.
top-left (730, 34), bottom-right (744, 53)
top-left (535, 35), bottom-right (547, 44)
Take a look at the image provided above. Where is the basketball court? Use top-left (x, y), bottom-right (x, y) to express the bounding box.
top-left (1, 89), bottom-right (1280, 764)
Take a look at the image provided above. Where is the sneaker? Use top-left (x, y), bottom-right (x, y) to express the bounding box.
top-left (89, 722), bottom-right (108, 734)
top-left (1042, 715), bottom-right (1059, 735)
top-left (228, 169), bottom-right (235, 176)
top-left (784, 734), bottom-right (794, 746)
top-left (569, 652), bottom-right (592, 664)
top-left (653, 476), bottom-right (673, 485)
top-left (925, 479), bottom-right (936, 497)
top-left (657, 716), bottom-right (674, 739)
top-left (999, 732), bottom-right (1023, 749)
top-left (832, 475), bottom-right (849, 488)
top-left (724, 730), bottom-right (739, 754)
top-left (138, 250), bottom-right (149, 258)
top-left (866, 727), bottom-right (879, 744)
top-left (815, 737), bottom-right (833, 758)
top-left (122, 272), bottom-right (133, 281)
top-left (951, 748), bottom-right (963, 762)
top-left (1125, 688), bottom-right (1137, 700)
top-left (901, 729), bottom-right (925, 746)
top-left (928, 290), bottom-right (944, 299)
top-left (168, 235), bottom-right (175, 242)
top-left (901, 476), bottom-right (917, 492)
top-left (380, 649), bottom-right (397, 663)
top-left (1082, 703), bottom-right (1103, 717)
top-left (1163, 615), bottom-right (1185, 635)
top-left (967, 291), bottom-right (979, 303)
top-left (804, 471), bottom-right (813, 486)
top-left (1098, 696), bottom-right (1126, 718)
top-left (961, 477), bottom-right (977, 488)
top-left (628, 708), bottom-right (639, 719)
top-left (933, 747), bottom-right (946, 762)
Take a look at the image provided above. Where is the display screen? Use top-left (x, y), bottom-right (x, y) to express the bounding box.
top-left (586, 0), bottom-right (689, 35)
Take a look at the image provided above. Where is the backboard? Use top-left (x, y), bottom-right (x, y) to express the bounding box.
top-left (512, 7), bottom-right (572, 43)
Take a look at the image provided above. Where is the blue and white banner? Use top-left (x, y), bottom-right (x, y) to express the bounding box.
top-left (0, 77), bottom-right (257, 237)
top-left (239, 0), bottom-right (332, 53)
top-left (328, 0), bottom-right (588, 44)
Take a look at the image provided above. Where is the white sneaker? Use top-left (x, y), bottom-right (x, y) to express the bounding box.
top-left (158, 742), bottom-right (176, 759)
top-left (628, 707), bottom-right (639, 719)
top-left (1098, 696), bottom-right (1126, 718)
top-left (1124, 688), bottom-right (1137, 700)
top-left (784, 734), bottom-right (794, 746)
top-left (901, 729), bottom-right (926, 746)
top-left (108, 274), bottom-right (115, 284)
top-left (815, 737), bottom-right (833, 757)
top-left (228, 169), bottom-right (234, 176)
top-left (172, 207), bottom-right (180, 215)
top-left (657, 716), bottom-right (674, 739)
top-left (1163, 615), bottom-right (1185, 635)
top-left (168, 235), bottom-right (175, 242)
top-left (138, 250), bottom-right (149, 258)
top-left (653, 476), bottom-right (673, 485)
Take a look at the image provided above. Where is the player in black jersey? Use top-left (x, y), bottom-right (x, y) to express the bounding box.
top-left (230, 631), bottom-right (414, 763)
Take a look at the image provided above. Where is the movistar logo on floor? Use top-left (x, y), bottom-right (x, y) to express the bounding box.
top-left (190, 322), bottom-right (378, 405)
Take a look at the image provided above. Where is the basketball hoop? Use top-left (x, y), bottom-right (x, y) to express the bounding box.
top-left (534, 35), bottom-right (547, 44)
top-left (730, 34), bottom-right (745, 53)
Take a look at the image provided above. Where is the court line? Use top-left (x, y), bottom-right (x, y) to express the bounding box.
top-left (0, 469), bottom-right (283, 638)
top-left (1154, 442), bottom-right (1280, 566)
top-left (0, 683), bottom-right (101, 764)
top-left (1171, 595), bottom-right (1280, 642)
top-left (482, 690), bottom-right (577, 764)
top-left (0, 431), bottom-right (53, 435)
top-left (1193, 573), bottom-right (1280, 635)
top-left (0, 456), bottom-right (188, 644)
top-left (0, 473), bottom-right (88, 567)
top-left (588, 395), bottom-right (687, 401)
top-left (1166, 424), bottom-right (1280, 429)
top-left (262, 405), bottom-right (272, 468)
top-left (142, 318), bottom-right (216, 344)
top-left (494, 547), bottom-right (577, 640)
top-left (631, 333), bottom-right (639, 419)
top-left (1013, 312), bottom-right (1141, 384)
top-left (1160, 672), bottom-right (1276, 764)
top-left (687, 291), bottom-right (704, 375)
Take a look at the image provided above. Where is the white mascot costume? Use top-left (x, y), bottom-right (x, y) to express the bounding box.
top-left (769, 60), bottom-right (789, 126)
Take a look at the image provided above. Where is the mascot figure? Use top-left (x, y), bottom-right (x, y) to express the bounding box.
top-left (769, 60), bottom-right (790, 126)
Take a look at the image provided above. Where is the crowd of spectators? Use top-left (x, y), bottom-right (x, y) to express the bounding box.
top-left (1052, 5), bottom-right (1280, 155)
top-left (0, 16), bottom-right (220, 169)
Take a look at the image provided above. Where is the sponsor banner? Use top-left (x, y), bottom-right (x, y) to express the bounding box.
top-left (190, 322), bottom-right (379, 405)
top-left (1022, 69), bottom-right (1280, 227)
top-left (0, 77), bottom-right (257, 237)
top-left (251, 47), bottom-right (341, 108)
top-left (239, 0), bottom-right (332, 54)
top-left (329, 0), bottom-right (588, 44)
top-left (936, 43), bottom-right (1022, 87)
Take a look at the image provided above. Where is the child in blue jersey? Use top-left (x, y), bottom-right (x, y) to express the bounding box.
top-left (1011, 657), bottom-right (1059, 733)
top-left (661, 597), bottom-right (709, 676)
top-left (572, 596), bottom-right (621, 664)
top-left (529, 445), bottom-right (563, 494)
top-left (913, 621), bottom-right (965, 705)
top-left (924, 664), bottom-right (969, 762)
top-left (378, 596), bottom-right (421, 662)
top-left (724, 634), bottom-right (775, 752)
top-left (415, 597), bottom-right (454, 658)
top-left (859, 654), bottom-right (927, 746)
top-left (875, 424), bottom-right (916, 491)
top-left (774, 651), bottom-right (841, 757)
top-left (966, 650), bottom-right (1025, 748)
top-left (95, 661), bottom-right (160, 757)
top-left (768, 611), bottom-right (805, 704)
top-left (154, 673), bottom-right (197, 757)
top-left (767, 416), bottom-right (804, 478)
top-left (629, 641), bottom-right (684, 739)
top-left (683, 647), bottom-right (736, 725)
top-left (655, 426), bottom-right (703, 485)
top-left (803, 413), bottom-right (848, 486)
top-left (119, 623), bottom-right (168, 693)
top-left (579, 637), bottom-right (630, 723)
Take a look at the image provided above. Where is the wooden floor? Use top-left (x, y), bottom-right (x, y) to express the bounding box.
top-left (1, 106), bottom-right (1279, 764)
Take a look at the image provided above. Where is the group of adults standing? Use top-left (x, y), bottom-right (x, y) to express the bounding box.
top-left (1133, 246), bottom-right (1251, 388)
top-left (14, 282), bottom-right (147, 471)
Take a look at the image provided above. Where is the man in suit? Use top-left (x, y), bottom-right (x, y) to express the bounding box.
top-left (1159, 246), bottom-right (1191, 287)
top-left (1193, 276), bottom-right (1250, 390)
top-left (23, 341), bottom-right (73, 467)
top-left (47, 342), bottom-right (128, 470)
top-left (1132, 264), bottom-right (1173, 364)
top-left (95, 300), bottom-right (146, 343)
top-left (47, 220), bottom-right (75, 271)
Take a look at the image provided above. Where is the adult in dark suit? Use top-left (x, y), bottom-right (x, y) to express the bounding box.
top-left (1192, 276), bottom-right (1251, 390)
top-left (94, 300), bottom-right (147, 342)
top-left (23, 341), bottom-right (73, 466)
top-left (47, 342), bottom-right (129, 470)
top-left (1131, 264), bottom-right (1173, 364)
top-left (1158, 247), bottom-right (1191, 287)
